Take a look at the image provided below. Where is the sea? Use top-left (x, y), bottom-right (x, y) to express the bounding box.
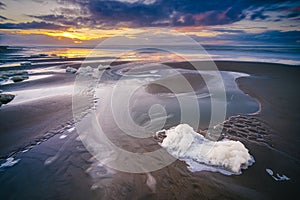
top-left (0, 44), bottom-right (300, 67)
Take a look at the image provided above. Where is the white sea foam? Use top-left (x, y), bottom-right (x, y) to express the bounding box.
top-left (59, 127), bottom-right (75, 139)
top-left (76, 66), bottom-right (98, 77)
top-left (265, 168), bottom-right (290, 181)
top-left (146, 172), bottom-right (156, 193)
top-left (158, 124), bottom-right (254, 174)
top-left (67, 127), bottom-right (75, 133)
top-left (0, 157), bottom-right (20, 169)
top-left (76, 65), bottom-right (110, 78)
top-left (59, 134), bottom-right (67, 139)
top-left (44, 155), bottom-right (58, 165)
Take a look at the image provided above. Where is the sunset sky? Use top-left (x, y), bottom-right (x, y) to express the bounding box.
top-left (0, 0), bottom-right (299, 46)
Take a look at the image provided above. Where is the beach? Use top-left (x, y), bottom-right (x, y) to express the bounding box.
top-left (0, 54), bottom-right (299, 200)
top-left (1, 0), bottom-right (300, 199)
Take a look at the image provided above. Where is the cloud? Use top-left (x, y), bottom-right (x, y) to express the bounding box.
top-left (250, 30), bottom-right (300, 44)
top-left (1, 0), bottom-right (299, 47)
top-left (68, 0), bottom-right (296, 26)
top-left (211, 29), bottom-right (245, 33)
top-left (0, 15), bottom-right (8, 22)
top-left (0, 1), bottom-right (6, 9)
top-left (192, 30), bottom-right (300, 45)
top-left (28, 14), bottom-right (97, 28)
top-left (250, 11), bottom-right (269, 20)
top-left (0, 33), bottom-right (76, 46)
top-left (25, 0), bottom-right (292, 28)
top-left (68, 0), bottom-right (248, 26)
top-left (0, 21), bottom-right (66, 30)
top-left (287, 12), bottom-right (300, 18)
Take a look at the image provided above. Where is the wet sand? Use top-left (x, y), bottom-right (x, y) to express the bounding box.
top-left (167, 61), bottom-right (300, 158)
top-left (0, 60), bottom-right (299, 199)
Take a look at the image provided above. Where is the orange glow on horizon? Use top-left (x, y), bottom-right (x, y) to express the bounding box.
top-left (1, 26), bottom-right (232, 45)
top-left (13, 28), bottom-right (144, 43)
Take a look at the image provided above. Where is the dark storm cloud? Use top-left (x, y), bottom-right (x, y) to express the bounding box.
top-left (25, 0), bottom-right (293, 28)
top-left (0, 21), bottom-right (66, 29)
top-left (250, 11), bottom-right (269, 20)
top-left (27, 14), bottom-right (98, 28)
top-left (193, 30), bottom-right (300, 45)
top-left (3, 0), bottom-right (300, 32)
top-left (240, 30), bottom-right (300, 44)
top-left (0, 15), bottom-right (8, 21)
top-left (211, 29), bottom-right (245, 33)
top-left (286, 12), bottom-right (300, 18)
top-left (57, 0), bottom-right (248, 26)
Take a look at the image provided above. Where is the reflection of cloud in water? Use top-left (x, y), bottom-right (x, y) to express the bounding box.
top-left (10, 85), bottom-right (73, 104)
top-left (86, 157), bottom-right (116, 190)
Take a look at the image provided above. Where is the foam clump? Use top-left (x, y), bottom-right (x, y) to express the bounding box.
top-left (158, 124), bottom-right (254, 174)
top-left (76, 66), bottom-right (99, 79)
top-left (76, 65), bottom-right (110, 78)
